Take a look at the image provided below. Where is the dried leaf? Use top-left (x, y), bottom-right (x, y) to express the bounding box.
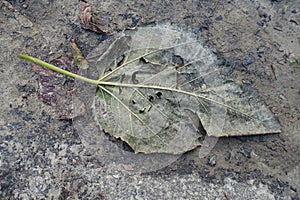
top-left (32, 56), bottom-right (84, 119)
top-left (78, 0), bottom-right (105, 33)
top-left (71, 40), bottom-right (89, 70)
top-left (86, 25), bottom-right (281, 154)
top-left (21, 25), bottom-right (281, 155)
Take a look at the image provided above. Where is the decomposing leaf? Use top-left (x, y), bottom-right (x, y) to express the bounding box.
top-left (87, 25), bottom-right (281, 154)
top-left (71, 39), bottom-right (89, 70)
top-left (78, 0), bottom-right (105, 33)
top-left (31, 56), bottom-right (72, 106)
top-left (19, 25), bottom-right (281, 155)
top-left (31, 55), bottom-right (85, 119)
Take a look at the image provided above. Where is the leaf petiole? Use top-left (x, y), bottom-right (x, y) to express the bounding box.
top-left (18, 54), bottom-right (99, 85)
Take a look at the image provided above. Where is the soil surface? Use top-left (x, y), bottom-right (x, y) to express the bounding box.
top-left (1, 0), bottom-right (299, 199)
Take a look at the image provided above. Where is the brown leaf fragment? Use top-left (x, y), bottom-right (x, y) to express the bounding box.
top-left (32, 56), bottom-right (85, 119)
top-left (78, 0), bottom-right (105, 33)
top-left (71, 40), bottom-right (89, 70)
top-left (31, 60), bottom-right (67, 106)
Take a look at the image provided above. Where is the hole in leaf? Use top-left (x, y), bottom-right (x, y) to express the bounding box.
top-left (116, 54), bottom-right (125, 67)
top-left (139, 57), bottom-right (148, 64)
top-left (156, 91), bottom-right (162, 98)
top-left (148, 95), bottom-right (154, 102)
top-left (139, 108), bottom-right (146, 114)
top-left (172, 55), bottom-right (184, 69)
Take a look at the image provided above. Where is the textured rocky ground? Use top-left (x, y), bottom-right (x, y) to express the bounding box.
top-left (1, 0), bottom-right (299, 199)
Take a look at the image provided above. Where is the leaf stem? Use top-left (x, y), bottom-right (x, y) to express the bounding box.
top-left (18, 54), bottom-right (99, 85)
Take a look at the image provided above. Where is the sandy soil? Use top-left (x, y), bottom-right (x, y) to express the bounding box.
top-left (1, 0), bottom-right (299, 199)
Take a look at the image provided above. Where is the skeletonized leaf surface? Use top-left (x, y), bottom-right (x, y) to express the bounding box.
top-left (90, 25), bottom-right (280, 154)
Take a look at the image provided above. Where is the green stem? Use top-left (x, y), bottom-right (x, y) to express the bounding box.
top-left (18, 54), bottom-right (99, 85)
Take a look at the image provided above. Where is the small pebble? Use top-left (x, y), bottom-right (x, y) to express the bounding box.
top-left (291, 9), bottom-right (298, 14)
top-left (242, 56), bottom-right (255, 67)
top-left (113, 174), bottom-right (120, 179)
top-left (279, 94), bottom-right (287, 100)
top-left (257, 21), bottom-right (264, 27)
top-left (225, 152), bottom-right (231, 161)
top-left (4, 135), bottom-right (14, 141)
top-left (247, 179), bottom-right (255, 185)
top-left (259, 11), bottom-right (268, 18)
top-left (240, 145), bottom-right (251, 158)
top-left (274, 26), bottom-right (283, 31)
top-left (208, 155), bottom-right (217, 166)
top-left (215, 15), bottom-right (223, 21)
top-left (290, 186), bottom-right (297, 192)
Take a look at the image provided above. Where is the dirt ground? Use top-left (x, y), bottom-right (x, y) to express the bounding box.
top-left (0, 0), bottom-right (299, 199)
